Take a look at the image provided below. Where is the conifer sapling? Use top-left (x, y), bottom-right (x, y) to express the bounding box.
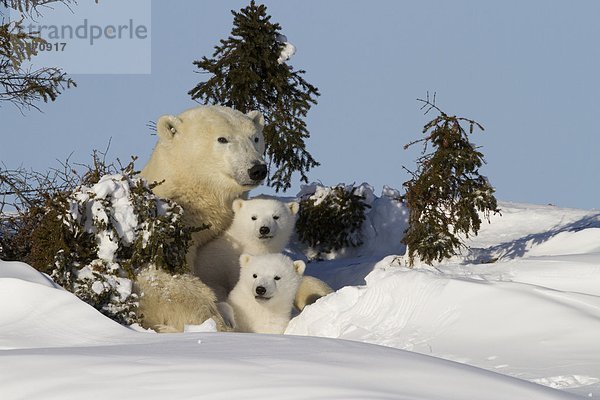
top-left (402, 95), bottom-right (499, 266)
top-left (189, 1), bottom-right (320, 191)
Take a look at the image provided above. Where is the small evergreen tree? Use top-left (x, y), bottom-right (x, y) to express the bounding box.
top-left (189, 1), bottom-right (320, 191)
top-left (402, 95), bottom-right (499, 265)
top-left (296, 183), bottom-right (371, 260)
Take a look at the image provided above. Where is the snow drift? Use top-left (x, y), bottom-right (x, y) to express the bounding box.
top-left (0, 258), bottom-right (576, 400)
top-left (288, 201), bottom-right (600, 397)
top-left (1, 198), bottom-right (599, 398)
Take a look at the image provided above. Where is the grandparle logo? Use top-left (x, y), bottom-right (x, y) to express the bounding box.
top-left (26, 18), bottom-right (148, 45)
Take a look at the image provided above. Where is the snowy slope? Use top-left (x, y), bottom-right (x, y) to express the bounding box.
top-left (0, 261), bottom-right (575, 400)
top-left (288, 256), bottom-right (600, 396)
top-left (288, 201), bottom-right (600, 398)
top-left (1, 199), bottom-right (599, 398)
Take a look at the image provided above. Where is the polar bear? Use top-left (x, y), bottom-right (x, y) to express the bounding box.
top-left (294, 275), bottom-right (335, 310)
top-left (141, 105), bottom-right (267, 248)
top-left (227, 253), bottom-right (305, 334)
top-left (193, 197), bottom-right (299, 302)
top-left (134, 267), bottom-right (226, 333)
top-left (194, 197), bottom-right (333, 310)
top-left (137, 105), bottom-right (267, 332)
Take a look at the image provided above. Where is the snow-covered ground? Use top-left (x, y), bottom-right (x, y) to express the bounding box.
top-left (1, 193), bottom-right (599, 399)
top-left (289, 199), bottom-right (600, 398)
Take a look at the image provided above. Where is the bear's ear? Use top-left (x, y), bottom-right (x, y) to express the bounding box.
top-left (293, 260), bottom-right (306, 276)
top-left (232, 198), bottom-right (244, 213)
top-left (239, 254), bottom-right (252, 267)
top-left (246, 110), bottom-right (265, 129)
top-left (156, 115), bottom-right (183, 140)
top-left (287, 202), bottom-right (300, 215)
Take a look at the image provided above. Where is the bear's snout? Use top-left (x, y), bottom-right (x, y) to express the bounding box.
top-left (255, 286), bottom-right (267, 296)
top-left (248, 164), bottom-right (267, 181)
top-left (259, 226), bottom-right (270, 235)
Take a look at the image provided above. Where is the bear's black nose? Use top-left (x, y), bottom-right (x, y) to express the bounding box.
top-left (259, 226), bottom-right (270, 235)
top-left (248, 164), bottom-right (267, 181)
top-left (255, 286), bottom-right (266, 296)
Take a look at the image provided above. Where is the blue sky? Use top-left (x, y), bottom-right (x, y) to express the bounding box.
top-left (1, 0), bottom-right (599, 209)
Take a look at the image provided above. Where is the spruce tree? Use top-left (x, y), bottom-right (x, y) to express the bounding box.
top-left (296, 184), bottom-right (371, 259)
top-left (189, 1), bottom-right (320, 192)
top-left (402, 95), bottom-right (499, 265)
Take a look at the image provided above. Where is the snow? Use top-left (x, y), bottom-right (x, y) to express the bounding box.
top-left (0, 269), bottom-right (576, 400)
top-left (53, 172), bottom-right (187, 324)
top-left (1, 196), bottom-right (599, 398)
top-left (0, 265), bottom-right (135, 350)
top-left (287, 200), bottom-right (600, 398)
top-left (295, 183), bottom-right (409, 261)
top-left (71, 174), bottom-right (139, 260)
top-left (288, 257), bottom-right (600, 396)
top-left (1, 331), bottom-right (573, 400)
top-left (276, 33), bottom-right (296, 64)
top-left (0, 260), bottom-right (60, 289)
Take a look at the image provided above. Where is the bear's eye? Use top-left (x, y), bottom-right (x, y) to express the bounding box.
top-left (253, 274), bottom-right (257, 279)
top-left (273, 215), bottom-right (279, 220)
top-left (217, 137), bottom-right (229, 144)
top-left (254, 137), bottom-right (259, 143)
top-left (274, 276), bottom-right (281, 281)
top-left (251, 216), bottom-right (257, 221)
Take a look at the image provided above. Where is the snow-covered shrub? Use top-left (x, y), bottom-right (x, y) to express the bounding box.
top-left (30, 169), bottom-right (197, 325)
top-left (296, 183), bottom-right (371, 260)
top-left (1, 153), bottom-right (203, 325)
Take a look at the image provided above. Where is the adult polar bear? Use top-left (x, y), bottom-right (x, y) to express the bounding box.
top-left (138, 105), bottom-right (327, 332)
top-left (137, 105), bottom-right (267, 332)
top-left (142, 105), bottom-right (268, 247)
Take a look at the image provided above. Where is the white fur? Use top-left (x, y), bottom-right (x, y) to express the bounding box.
top-left (134, 267), bottom-right (228, 333)
top-left (193, 198), bottom-right (299, 301)
top-left (295, 275), bottom-right (334, 310)
top-left (136, 105), bottom-right (266, 332)
top-left (227, 254), bottom-right (305, 334)
top-left (141, 105), bottom-right (266, 249)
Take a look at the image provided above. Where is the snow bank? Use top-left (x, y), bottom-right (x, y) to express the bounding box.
top-left (288, 201), bottom-right (600, 397)
top-left (0, 260), bottom-right (60, 289)
top-left (466, 202), bottom-right (600, 262)
top-left (1, 200), bottom-right (598, 398)
top-left (0, 261), bottom-right (135, 350)
top-left (2, 332), bottom-right (575, 400)
top-left (288, 257), bottom-right (600, 375)
top-left (443, 256), bottom-right (600, 297)
top-left (0, 262), bottom-right (568, 400)
top-left (0, 259), bottom-right (576, 399)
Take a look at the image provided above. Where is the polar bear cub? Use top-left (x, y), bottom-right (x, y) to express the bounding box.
top-left (193, 197), bottom-right (299, 302)
top-left (227, 253), bottom-right (305, 334)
